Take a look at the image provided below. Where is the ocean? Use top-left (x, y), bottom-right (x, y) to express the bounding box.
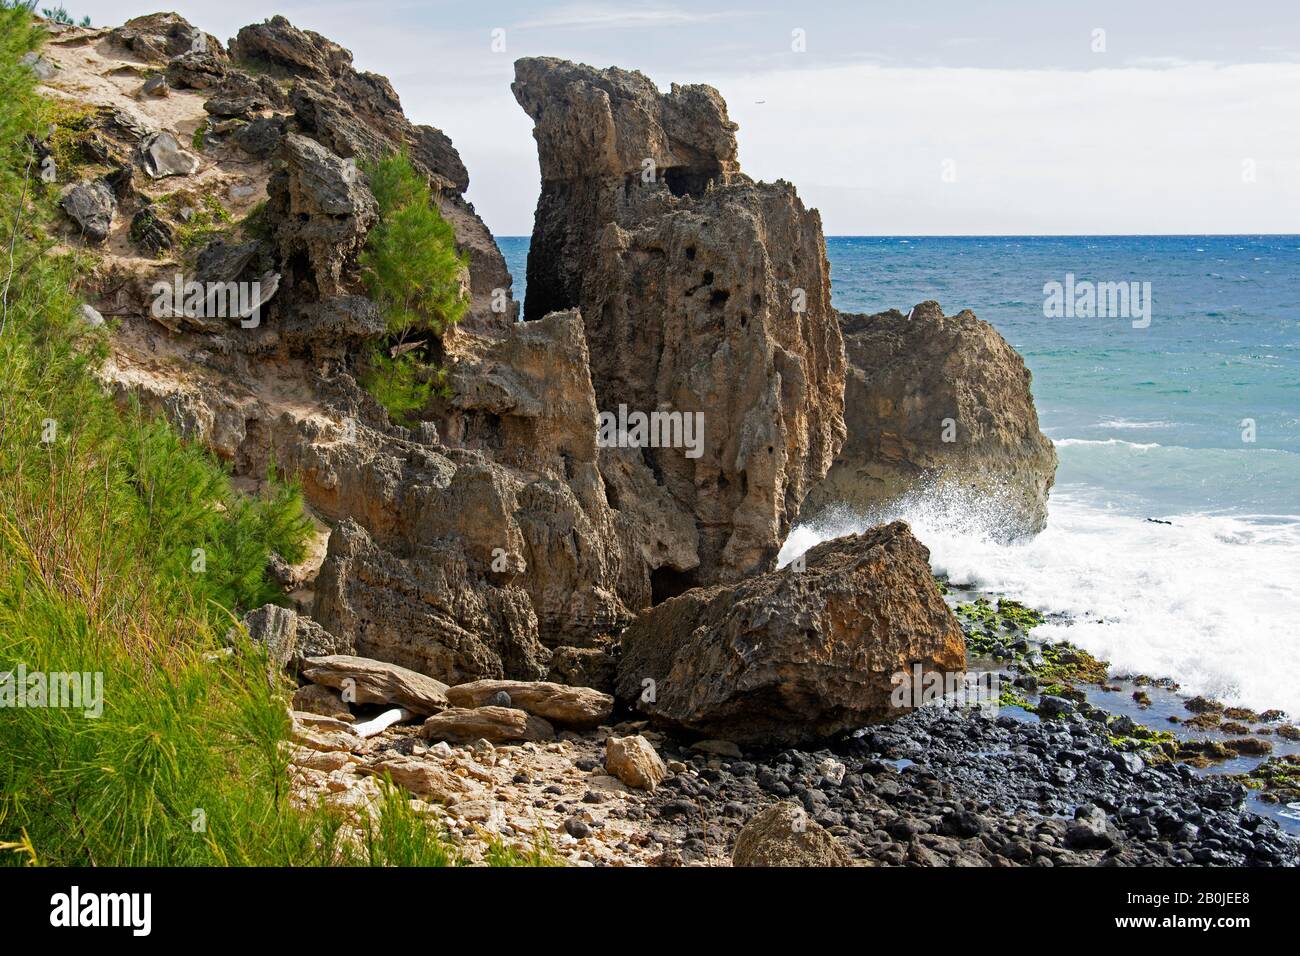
top-left (499, 235), bottom-right (1300, 718)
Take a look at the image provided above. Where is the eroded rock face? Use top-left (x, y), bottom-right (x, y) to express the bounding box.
top-left (268, 133), bottom-right (377, 301)
top-left (512, 57), bottom-right (846, 587)
top-left (615, 521), bottom-right (966, 746)
top-left (800, 302), bottom-right (1057, 536)
top-left (313, 518), bottom-right (549, 684)
top-left (109, 13), bottom-right (224, 63)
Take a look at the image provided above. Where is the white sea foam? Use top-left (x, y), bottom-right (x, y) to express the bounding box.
top-left (1053, 438), bottom-right (1161, 450)
top-left (780, 487), bottom-right (1300, 718)
top-left (1095, 417), bottom-right (1179, 430)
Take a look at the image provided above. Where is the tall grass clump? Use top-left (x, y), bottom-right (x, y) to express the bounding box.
top-left (358, 151), bottom-right (467, 423)
top-left (0, 4), bottom-right (544, 867)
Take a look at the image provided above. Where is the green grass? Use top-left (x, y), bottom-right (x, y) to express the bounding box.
top-left (0, 4), bottom-right (549, 867)
top-left (158, 189), bottom-right (233, 251)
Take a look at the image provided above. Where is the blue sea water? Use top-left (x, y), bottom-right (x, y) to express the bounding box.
top-left (500, 235), bottom-right (1300, 716)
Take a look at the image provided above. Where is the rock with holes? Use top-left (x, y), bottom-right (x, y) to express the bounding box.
top-left (266, 133), bottom-right (375, 298)
top-left (512, 57), bottom-right (845, 586)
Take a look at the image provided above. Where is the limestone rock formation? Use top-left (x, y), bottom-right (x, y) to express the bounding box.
top-left (732, 802), bottom-right (854, 867)
top-left (108, 12), bottom-right (225, 63)
top-left (512, 57), bottom-right (846, 587)
top-left (615, 521), bottom-right (965, 746)
top-left (800, 302), bottom-right (1057, 535)
top-left (49, 16), bottom-right (630, 689)
top-left (231, 15), bottom-right (514, 330)
top-left (268, 132), bottom-right (377, 301)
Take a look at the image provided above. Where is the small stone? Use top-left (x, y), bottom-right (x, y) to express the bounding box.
top-left (563, 815), bottom-right (591, 839)
top-left (486, 690), bottom-right (513, 708)
top-left (21, 52), bottom-right (55, 81)
top-left (79, 304), bottom-right (105, 328)
top-left (605, 734), bottom-right (668, 790)
top-left (1037, 695), bottom-right (1075, 719)
top-left (139, 130), bottom-right (200, 179)
top-left (60, 180), bottom-right (115, 243)
top-left (1064, 804), bottom-right (1113, 850)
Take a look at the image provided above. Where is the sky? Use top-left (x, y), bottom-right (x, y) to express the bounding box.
top-left (76, 1), bottom-right (1300, 236)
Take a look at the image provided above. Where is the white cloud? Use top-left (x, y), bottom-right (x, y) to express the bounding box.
top-left (691, 61), bottom-right (1300, 235)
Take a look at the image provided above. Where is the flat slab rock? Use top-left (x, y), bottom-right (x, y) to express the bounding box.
top-left (445, 679), bottom-right (613, 729)
top-left (302, 654), bottom-right (449, 715)
top-left (421, 706), bottom-right (555, 745)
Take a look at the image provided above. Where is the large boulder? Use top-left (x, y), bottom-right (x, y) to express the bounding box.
top-left (512, 58), bottom-right (846, 588)
top-left (615, 521), bottom-right (965, 746)
top-left (800, 302), bottom-right (1057, 535)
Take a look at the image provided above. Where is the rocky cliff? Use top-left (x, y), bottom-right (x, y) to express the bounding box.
top-left (40, 13), bottom-right (1047, 726)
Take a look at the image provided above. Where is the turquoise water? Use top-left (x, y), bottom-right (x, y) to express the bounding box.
top-left (502, 235), bottom-right (1300, 715)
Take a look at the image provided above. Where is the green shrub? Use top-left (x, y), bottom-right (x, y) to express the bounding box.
top-left (359, 347), bottom-right (448, 425)
top-left (361, 152), bottom-right (468, 337)
top-left (40, 5), bottom-right (89, 27)
top-left (357, 152), bottom-right (466, 423)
